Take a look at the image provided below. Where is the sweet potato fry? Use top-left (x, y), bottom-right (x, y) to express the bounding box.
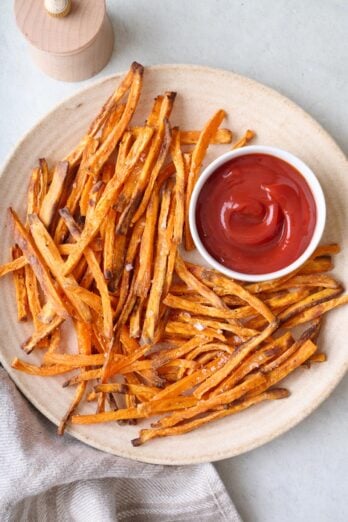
top-left (187, 263), bottom-right (275, 323)
top-left (27, 167), bottom-right (41, 218)
top-left (66, 285), bottom-right (102, 313)
top-left (250, 340), bottom-right (317, 398)
top-left (278, 287), bottom-right (342, 324)
top-left (64, 63), bottom-right (139, 168)
top-left (22, 315), bottom-right (64, 354)
top-left (185, 109), bottom-right (226, 250)
top-left (11, 246), bottom-right (28, 321)
top-left (180, 128), bottom-right (232, 145)
top-left (58, 208), bottom-right (113, 339)
top-left (170, 129), bottom-right (186, 245)
top-left (54, 138), bottom-right (99, 243)
top-left (84, 63), bottom-right (144, 178)
top-left (312, 244), bottom-right (340, 258)
top-left (100, 103), bottom-right (126, 144)
top-left (0, 257), bottom-right (28, 278)
top-left (63, 127), bottom-right (153, 275)
top-left (103, 207), bottom-right (117, 285)
top-left (130, 94), bottom-right (176, 223)
top-left (261, 321), bottom-right (321, 373)
top-left (210, 332), bottom-right (293, 397)
top-left (153, 373), bottom-right (266, 430)
top-left (299, 256), bottom-right (333, 275)
top-left (58, 321), bottom-right (92, 435)
top-left (28, 214), bottom-right (91, 323)
top-left (283, 294), bottom-right (348, 328)
top-left (141, 182), bottom-right (172, 344)
top-left (232, 129), bottom-right (255, 149)
top-left (134, 188), bottom-right (160, 298)
top-left (193, 320), bottom-right (278, 398)
top-left (10, 209), bottom-right (69, 319)
top-left (163, 294), bottom-right (259, 337)
top-left (39, 161), bottom-right (69, 229)
top-left (276, 274), bottom-right (340, 290)
top-left (165, 320), bottom-right (226, 341)
top-left (38, 158), bottom-right (49, 203)
top-left (133, 389), bottom-right (288, 445)
top-left (114, 218), bottom-right (145, 321)
top-left (12, 357), bottom-right (72, 376)
top-left (24, 264), bottom-right (42, 329)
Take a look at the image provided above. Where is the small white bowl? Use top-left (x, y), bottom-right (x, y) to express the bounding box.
top-left (189, 145), bottom-right (326, 282)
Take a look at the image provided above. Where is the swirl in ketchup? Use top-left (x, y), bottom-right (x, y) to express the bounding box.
top-left (195, 153), bottom-right (317, 274)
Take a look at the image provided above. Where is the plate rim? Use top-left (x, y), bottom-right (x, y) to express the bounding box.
top-left (1, 63), bottom-right (347, 465)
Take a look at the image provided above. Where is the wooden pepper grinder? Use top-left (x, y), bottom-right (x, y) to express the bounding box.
top-left (14, 0), bottom-right (114, 82)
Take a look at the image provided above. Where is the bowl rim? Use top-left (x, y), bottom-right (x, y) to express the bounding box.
top-left (189, 145), bottom-right (326, 282)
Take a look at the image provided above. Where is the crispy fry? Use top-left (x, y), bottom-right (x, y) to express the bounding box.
top-left (12, 358), bottom-right (72, 376)
top-left (133, 389), bottom-right (288, 445)
top-left (141, 182), bottom-right (172, 344)
top-left (24, 264), bottom-right (42, 330)
top-left (129, 298), bottom-right (143, 338)
top-left (312, 244), bottom-right (340, 258)
top-left (283, 294), bottom-right (348, 328)
top-left (10, 209), bottom-right (69, 319)
top-left (250, 340), bottom-right (317, 398)
top-left (154, 373), bottom-right (266, 430)
top-left (27, 167), bottom-right (41, 217)
top-left (84, 63), bottom-right (144, 178)
top-left (163, 294), bottom-right (259, 338)
top-left (11, 246), bottom-right (28, 321)
top-left (66, 285), bottom-right (102, 313)
top-left (185, 109), bottom-right (226, 250)
top-left (276, 274), bottom-right (340, 290)
top-left (114, 218), bottom-right (145, 321)
top-left (58, 208), bottom-right (113, 339)
top-left (232, 129), bottom-right (255, 149)
top-left (95, 382), bottom-right (159, 399)
top-left (0, 257), bottom-right (28, 278)
top-left (170, 129), bottom-right (186, 245)
top-left (181, 128), bottom-right (232, 145)
top-left (100, 104), bottom-right (126, 144)
top-left (103, 207), bottom-right (117, 285)
top-left (55, 138), bottom-right (99, 243)
top-left (38, 158), bottom-right (49, 203)
top-left (134, 187), bottom-right (160, 298)
top-left (29, 213), bottom-right (91, 323)
top-left (39, 161), bottom-right (69, 229)
top-left (58, 321), bottom-right (92, 434)
top-left (165, 320), bottom-right (226, 341)
top-left (131, 93), bottom-right (176, 223)
top-left (63, 127), bottom-right (154, 275)
top-left (299, 256), bottom-right (333, 275)
top-left (187, 263), bottom-right (275, 323)
top-left (193, 320), bottom-right (278, 398)
top-left (22, 315), bottom-right (64, 354)
top-left (278, 287), bottom-right (342, 324)
top-left (210, 332), bottom-right (293, 397)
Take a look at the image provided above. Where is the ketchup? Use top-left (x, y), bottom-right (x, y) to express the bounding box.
top-left (195, 154), bottom-right (316, 274)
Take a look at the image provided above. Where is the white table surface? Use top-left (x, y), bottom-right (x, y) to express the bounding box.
top-left (1, 1), bottom-right (347, 520)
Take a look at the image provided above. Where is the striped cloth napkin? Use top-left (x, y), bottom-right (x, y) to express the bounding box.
top-left (0, 369), bottom-right (240, 521)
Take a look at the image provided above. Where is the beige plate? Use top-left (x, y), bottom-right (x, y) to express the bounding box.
top-left (0, 65), bottom-right (347, 465)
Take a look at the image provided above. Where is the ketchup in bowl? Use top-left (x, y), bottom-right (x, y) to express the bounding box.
top-left (195, 153), bottom-right (317, 275)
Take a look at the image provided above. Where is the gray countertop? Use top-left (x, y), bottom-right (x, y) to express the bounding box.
top-left (1, 1), bottom-right (347, 520)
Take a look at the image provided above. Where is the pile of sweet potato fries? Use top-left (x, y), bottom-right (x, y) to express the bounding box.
top-left (1, 62), bottom-right (347, 446)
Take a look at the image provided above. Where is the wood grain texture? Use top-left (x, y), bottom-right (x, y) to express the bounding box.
top-left (0, 66), bottom-right (347, 464)
top-left (14, 0), bottom-right (113, 82)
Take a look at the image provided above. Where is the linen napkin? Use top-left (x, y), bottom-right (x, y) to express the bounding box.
top-left (0, 369), bottom-right (240, 522)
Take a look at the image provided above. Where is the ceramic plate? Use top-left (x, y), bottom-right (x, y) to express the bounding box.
top-left (0, 65), bottom-right (347, 464)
